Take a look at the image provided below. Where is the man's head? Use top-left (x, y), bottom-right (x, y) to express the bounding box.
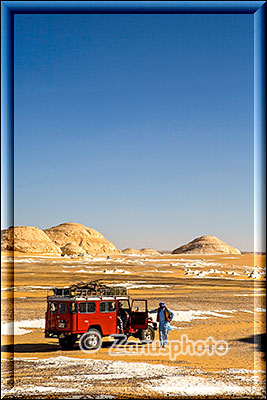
top-left (118, 302), bottom-right (123, 308)
top-left (159, 302), bottom-right (166, 309)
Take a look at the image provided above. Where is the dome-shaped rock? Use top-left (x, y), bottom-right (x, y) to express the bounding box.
top-left (172, 235), bottom-right (241, 255)
top-left (1, 226), bottom-right (61, 254)
top-left (44, 222), bottom-right (119, 256)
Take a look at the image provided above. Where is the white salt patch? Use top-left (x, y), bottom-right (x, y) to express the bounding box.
top-left (145, 376), bottom-right (253, 396)
top-left (12, 356), bottom-right (264, 397)
top-left (2, 285), bottom-right (51, 292)
top-left (112, 282), bottom-right (168, 289)
top-left (226, 368), bottom-right (266, 374)
top-left (131, 284), bottom-right (168, 289)
top-left (160, 270), bottom-right (174, 273)
top-left (24, 386), bottom-right (79, 393)
top-left (221, 257), bottom-right (239, 259)
top-left (4, 386), bottom-right (79, 396)
top-left (170, 309), bottom-right (239, 323)
top-left (27, 285), bottom-right (52, 290)
top-left (167, 311), bottom-right (205, 322)
top-left (2, 318), bottom-right (45, 335)
top-left (234, 293), bottom-right (266, 297)
top-left (77, 269), bottom-right (90, 273)
top-left (58, 264), bottom-right (78, 268)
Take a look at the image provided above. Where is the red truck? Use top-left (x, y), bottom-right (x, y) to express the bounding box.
top-left (45, 280), bottom-right (157, 350)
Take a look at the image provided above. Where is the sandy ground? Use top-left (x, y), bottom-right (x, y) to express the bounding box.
top-left (1, 252), bottom-right (266, 399)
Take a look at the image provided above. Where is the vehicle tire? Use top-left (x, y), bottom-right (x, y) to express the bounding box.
top-left (139, 326), bottom-right (155, 343)
top-left (59, 335), bottom-right (77, 350)
top-left (79, 329), bottom-right (102, 351)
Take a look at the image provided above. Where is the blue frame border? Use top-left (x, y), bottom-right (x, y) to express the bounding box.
top-left (0, 1), bottom-right (265, 14)
top-left (1, 0), bottom-right (266, 387)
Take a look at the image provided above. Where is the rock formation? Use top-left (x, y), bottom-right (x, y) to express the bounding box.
top-left (172, 235), bottom-right (241, 255)
top-left (139, 248), bottom-right (161, 255)
top-left (121, 248), bottom-right (142, 255)
top-left (60, 243), bottom-right (86, 256)
top-left (44, 222), bottom-right (119, 255)
top-left (122, 247), bottom-right (161, 255)
top-left (1, 226), bottom-right (61, 254)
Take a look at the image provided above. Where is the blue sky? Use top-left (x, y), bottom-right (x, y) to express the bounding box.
top-left (13, 13), bottom-right (254, 251)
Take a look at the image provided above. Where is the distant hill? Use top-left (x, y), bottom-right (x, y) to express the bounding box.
top-left (158, 250), bottom-right (172, 254)
top-left (44, 223), bottom-right (119, 256)
top-left (139, 248), bottom-right (161, 255)
top-left (1, 223), bottom-right (120, 256)
top-left (172, 235), bottom-right (241, 255)
top-left (121, 247), bottom-right (161, 255)
top-left (1, 226), bottom-right (61, 254)
top-left (121, 248), bottom-right (142, 255)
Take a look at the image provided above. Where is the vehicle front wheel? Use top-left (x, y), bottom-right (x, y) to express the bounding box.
top-left (59, 335), bottom-right (77, 350)
top-left (79, 329), bottom-right (102, 351)
top-left (139, 326), bottom-right (155, 343)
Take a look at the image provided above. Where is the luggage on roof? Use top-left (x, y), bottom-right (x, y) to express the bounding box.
top-left (52, 280), bottom-right (127, 297)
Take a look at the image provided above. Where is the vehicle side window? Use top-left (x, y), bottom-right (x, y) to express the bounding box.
top-left (78, 303), bottom-right (87, 313)
top-left (59, 303), bottom-right (67, 314)
top-left (87, 302), bottom-right (96, 313)
top-left (100, 301), bottom-right (116, 312)
top-left (108, 302), bottom-right (116, 312)
top-left (78, 302), bottom-right (96, 313)
top-left (49, 302), bottom-right (57, 313)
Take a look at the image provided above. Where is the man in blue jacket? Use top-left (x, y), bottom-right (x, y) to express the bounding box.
top-left (149, 302), bottom-right (174, 347)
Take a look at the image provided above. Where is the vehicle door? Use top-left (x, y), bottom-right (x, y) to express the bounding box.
top-left (46, 300), bottom-right (58, 331)
top-left (99, 301), bottom-right (117, 335)
top-left (77, 301), bottom-right (97, 332)
top-left (130, 299), bottom-right (148, 329)
top-left (55, 302), bottom-right (70, 332)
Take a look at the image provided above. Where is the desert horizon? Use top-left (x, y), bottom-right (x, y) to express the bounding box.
top-left (1, 222), bottom-right (255, 255)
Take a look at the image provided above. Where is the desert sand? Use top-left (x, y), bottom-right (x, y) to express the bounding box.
top-left (1, 251), bottom-right (266, 399)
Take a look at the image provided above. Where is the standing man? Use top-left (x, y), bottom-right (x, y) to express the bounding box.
top-left (117, 302), bottom-right (129, 334)
top-left (149, 302), bottom-right (174, 347)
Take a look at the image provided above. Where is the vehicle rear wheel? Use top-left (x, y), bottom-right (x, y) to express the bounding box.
top-left (59, 335), bottom-right (77, 350)
top-left (79, 329), bottom-right (102, 351)
top-left (139, 326), bottom-right (155, 343)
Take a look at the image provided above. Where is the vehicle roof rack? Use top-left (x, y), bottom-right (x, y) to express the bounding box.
top-left (52, 280), bottom-right (127, 297)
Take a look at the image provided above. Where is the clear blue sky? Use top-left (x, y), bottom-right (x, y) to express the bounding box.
top-left (13, 13), bottom-right (254, 251)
